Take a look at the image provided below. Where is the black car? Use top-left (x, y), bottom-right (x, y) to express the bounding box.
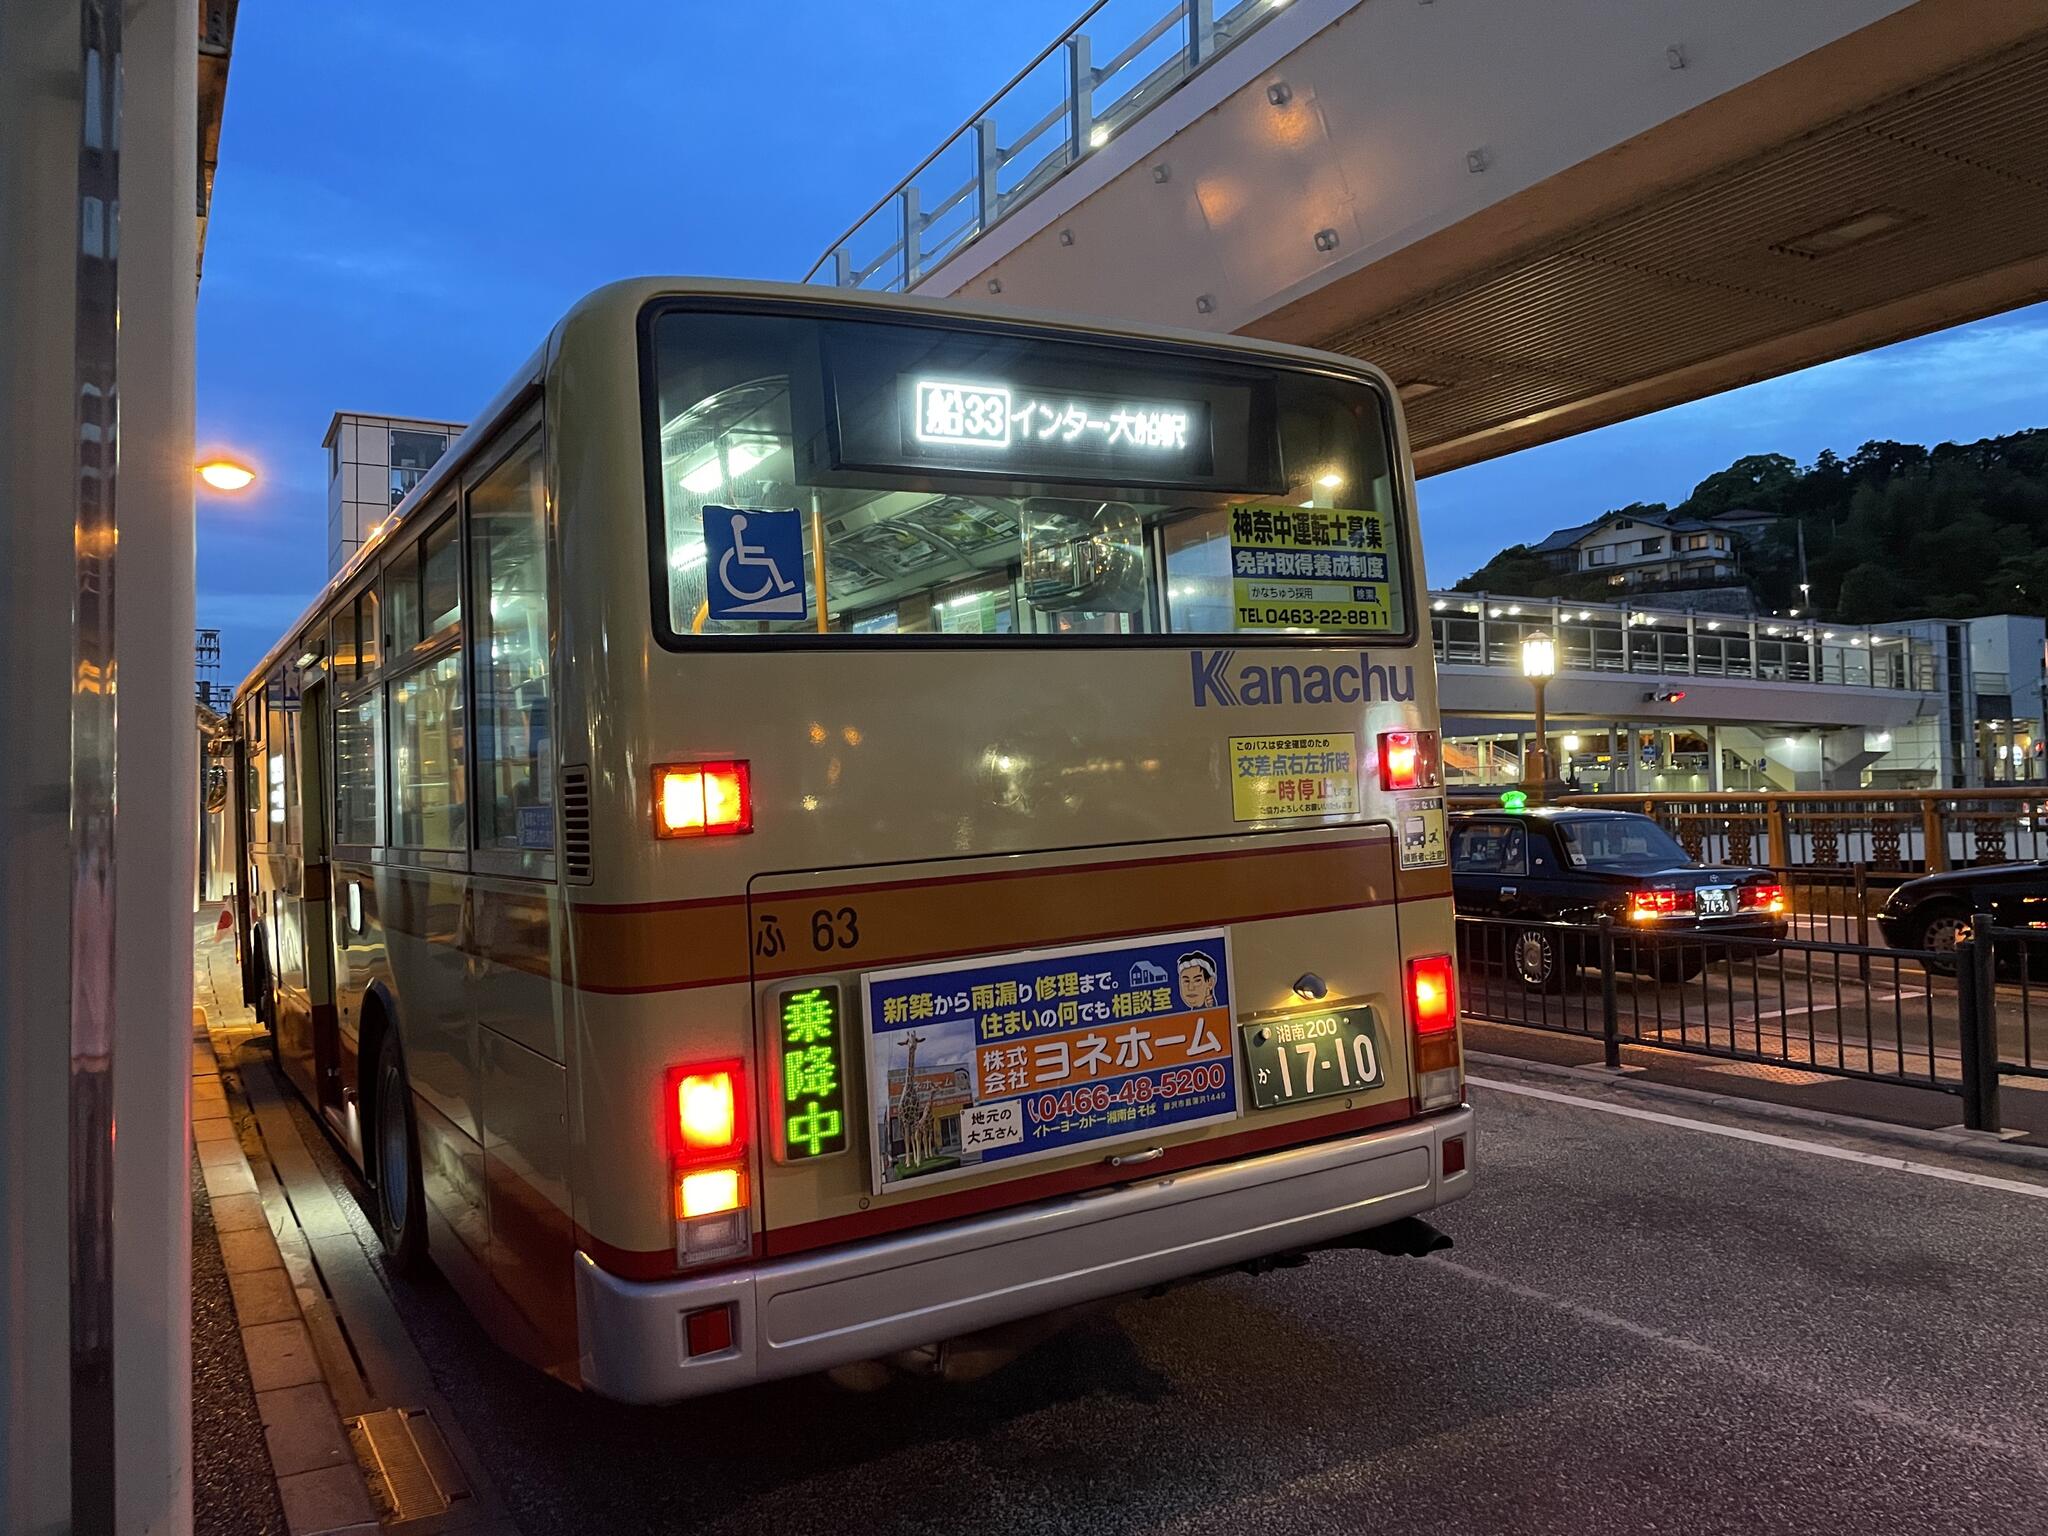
top-left (1876, 862), bottom-right (2048, 972)
top-left (1450, 807), bottom-right (1789, 988)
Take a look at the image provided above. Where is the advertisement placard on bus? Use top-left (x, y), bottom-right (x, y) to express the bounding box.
top-left (861, 929), bottom-right (1240, 1194)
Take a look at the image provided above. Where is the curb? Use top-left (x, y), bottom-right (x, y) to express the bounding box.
top-left (1466, 1048), bottom-right (2048, 1173)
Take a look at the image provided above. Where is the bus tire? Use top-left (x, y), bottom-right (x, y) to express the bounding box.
top-left (370, 1028), bottom-right (428, 1274)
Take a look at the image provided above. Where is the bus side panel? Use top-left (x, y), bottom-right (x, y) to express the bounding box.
top-left (378, 867), bottom-right (489, 1263)
top-left (329, 857), bottom-right (385, 1165)
top-left (480, 1027), bottom-right (579, 1381)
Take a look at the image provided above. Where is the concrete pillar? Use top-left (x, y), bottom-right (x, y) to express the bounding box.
top-left (113, 1), bottom-right (199, 1531)
top-left (1, 4), bottom-right (88, 1526)
top-left (1, 1), bottom-right (197, 1529)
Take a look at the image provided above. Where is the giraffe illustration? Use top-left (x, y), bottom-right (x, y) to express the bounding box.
top-left (894, 1030), bottom-right (936, 1170)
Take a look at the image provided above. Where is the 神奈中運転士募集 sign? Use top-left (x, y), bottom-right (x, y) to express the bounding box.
top-left (861, 930), bottom-right (1240, 1193)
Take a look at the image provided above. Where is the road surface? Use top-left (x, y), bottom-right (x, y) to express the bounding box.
top-left (269, 1060), bottom-right (2048, 1536)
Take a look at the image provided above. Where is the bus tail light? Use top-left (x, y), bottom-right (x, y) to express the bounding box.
top-left (669, 1064), bottom-right (743, 1159)
top-left (1407, 954), bottom-right (1462, 1108)
top-left (665, 1060), bottom-right (752, 1266)
top-left (1377, 730), bottom-right (1441, 791)
top-left (655, 761), bottom-right (752, 838)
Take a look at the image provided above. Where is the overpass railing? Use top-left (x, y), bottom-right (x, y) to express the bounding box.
top-left (804, 0), bottom-right (1289, 292)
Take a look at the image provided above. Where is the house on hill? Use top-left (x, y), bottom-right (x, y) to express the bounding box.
top-left (1529, 505), bottom-right (1777, 592)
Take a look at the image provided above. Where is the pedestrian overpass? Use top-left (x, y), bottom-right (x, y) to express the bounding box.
top-left (810, 0), bottom-right (2048, 473)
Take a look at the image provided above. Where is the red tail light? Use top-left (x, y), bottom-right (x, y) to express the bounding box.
top-left (1407, 953), bottom-right (1461, 1102)
top-left (665, 1060), bottom-right (752, 1267)
top-left (1378, 730), bottom-right (1440, 791)
top-left (1630, 888), bottom-right (1686, 920)
top-left (668, 1063), bottom-right (744, 1161)
top-left (1741, 882), bottom-right (1787, 914)
top-left (1407, 954), bottom-right (1457, 1034)
top-left (655, 761), bottom-right (753, 838)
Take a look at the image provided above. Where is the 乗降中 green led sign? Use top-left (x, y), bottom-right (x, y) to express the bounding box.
top-left (778, 984), bottom-right (849, 1160)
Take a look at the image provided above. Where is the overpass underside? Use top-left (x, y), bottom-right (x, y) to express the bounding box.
top-left (1304, 14), bottom-right (2048, 474)
top-left (916, 0), bottom-right (2048, 476)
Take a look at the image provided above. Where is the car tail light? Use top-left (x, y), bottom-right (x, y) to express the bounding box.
top-left (655, 761), bottom-right (752, 838)
top-left (1630, 888), bottom-right (1686, 920)
top-left (1742, 882), bottom-right (1787, 914)
top-left (1377, 730), bottom-right (1441, 791)
top-left (1406, 954), bottom-right (1461, 1104)
top-left (665, 1060), bottom-right (752, 1266)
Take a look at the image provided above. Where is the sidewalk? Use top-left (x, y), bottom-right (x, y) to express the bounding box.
top-left (1465, 1016), bottom-right (2048, 1153)
top-left (191, 905), bottom-right (514, 1536)
top-left (193, 911), bottom-right (380, 1536)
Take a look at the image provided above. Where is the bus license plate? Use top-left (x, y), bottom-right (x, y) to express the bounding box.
top-left (1241, 1006), bottom-right (1385, 1109)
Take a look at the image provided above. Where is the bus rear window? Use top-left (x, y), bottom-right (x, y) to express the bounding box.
top-left (644, 307), bottom-right (1409, 645)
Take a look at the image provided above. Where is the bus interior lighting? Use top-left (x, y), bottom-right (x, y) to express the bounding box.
top-left (656, 761), bottom-right (753, 837)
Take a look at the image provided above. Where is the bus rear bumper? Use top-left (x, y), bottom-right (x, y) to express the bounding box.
top-left (574, 1104), bottom-right (1473, 1404)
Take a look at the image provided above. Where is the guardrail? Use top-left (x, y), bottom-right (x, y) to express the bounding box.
top-left (805, 0), bottom-right (1288, 291)
top-left (1457, 909), bottom-right (2035, 1132)
top-left (1448, 788), bottom-right (2048, 873)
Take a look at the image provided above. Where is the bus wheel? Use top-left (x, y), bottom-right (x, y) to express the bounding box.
top-left (371, 1030), bottom-right (428, 1273)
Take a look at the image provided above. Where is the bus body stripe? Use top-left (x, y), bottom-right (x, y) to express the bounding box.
top-left (569, 836), bottom-right (1419, 996)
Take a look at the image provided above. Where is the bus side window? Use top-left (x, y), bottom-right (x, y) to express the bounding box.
top-left (467, 432), bottom-right (551, 856)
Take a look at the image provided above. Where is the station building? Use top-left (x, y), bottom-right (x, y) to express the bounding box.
top-left (1433, 592), bottom-right (2046, 792)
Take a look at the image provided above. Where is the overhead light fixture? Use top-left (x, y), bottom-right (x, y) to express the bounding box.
top-left (1396, 379), bottom-right (1446, 401)
top-left (1771, 206), bottom-right (1917, 260)
top-left (1316, 472), bottom-right (1343, 490)
top-left (1089, 125), bottom-right (1110, 149)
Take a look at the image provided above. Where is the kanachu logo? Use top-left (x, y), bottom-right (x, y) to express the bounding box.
top-left (1190, 648), bottom-right (1415, 708)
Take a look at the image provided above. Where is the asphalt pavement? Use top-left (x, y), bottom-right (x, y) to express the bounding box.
top-left (269, 1057), bottom-right (2048, 1536)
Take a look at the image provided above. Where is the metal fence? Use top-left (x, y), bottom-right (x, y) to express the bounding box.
top-left (1484, 789), bottom-right (2048, 872)
top-left (805, 0), bottom-right (1289, 291)
top-left (1456, 910), bottom-right (2027, 1131)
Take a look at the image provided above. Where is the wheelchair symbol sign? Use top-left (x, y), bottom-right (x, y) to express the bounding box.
top-left (702, 506), bottom-right (808, 620)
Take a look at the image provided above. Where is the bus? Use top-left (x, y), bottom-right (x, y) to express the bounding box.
top-left (229, 278), bottom-right (1470, 1403)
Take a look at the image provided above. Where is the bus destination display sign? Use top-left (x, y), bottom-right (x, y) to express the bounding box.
top-left (904, 377), bottom-right (1215, 480)
top-left (861, 930), bottom-right (1241, 1194)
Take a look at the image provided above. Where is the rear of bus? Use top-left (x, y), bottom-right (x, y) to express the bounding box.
top-left (556, 280), bottom-right (1469, 1402)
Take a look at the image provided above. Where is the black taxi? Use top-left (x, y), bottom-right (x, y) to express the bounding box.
top-left (1450, 805), bottom-right (1789, 988)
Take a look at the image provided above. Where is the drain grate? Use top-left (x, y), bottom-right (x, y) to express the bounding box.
top-left (348, 1406), bottom-right (471, 1525)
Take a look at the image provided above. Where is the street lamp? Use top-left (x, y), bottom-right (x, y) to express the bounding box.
top-left (196, 456), bottom-right (256, 492)
top-left (1522, 631), bottom-right (1556, 799)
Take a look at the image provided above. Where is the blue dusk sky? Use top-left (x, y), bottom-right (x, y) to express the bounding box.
top-left (196, 1), bottom-right (2048, 682)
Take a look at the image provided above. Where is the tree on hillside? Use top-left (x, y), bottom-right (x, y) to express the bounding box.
top-left (1453, 429), bottom-right (2048, 621)
top-left (1678, 454), bottom-right (1798, 518)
